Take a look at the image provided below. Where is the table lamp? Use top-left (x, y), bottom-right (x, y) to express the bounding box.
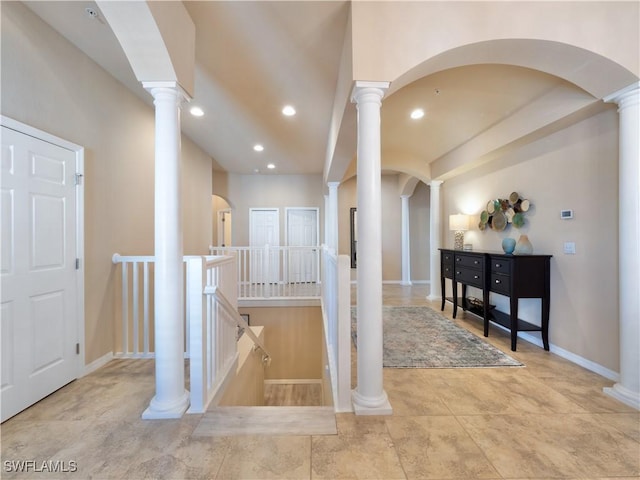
top-left (449, 214), bottom-right (469, 250)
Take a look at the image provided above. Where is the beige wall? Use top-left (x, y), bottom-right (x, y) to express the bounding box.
top-left (222, 174), bottom-right (325, 246)
top-left (218, 327), bottom-right (266, 407)
top-left (409, 181), bottom-right (430, 282)
top-left (239, 306), bottom-right (323, 380)
top-left (441, 108), bottom-right (619, 371)
top-left (338, 174), bottom-right (430, 282)
top-left (1, 3), bottom-right (213, 364)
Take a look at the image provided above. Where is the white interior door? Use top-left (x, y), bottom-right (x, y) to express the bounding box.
top-left (249, 208), bottom-right (279, 283)
top-left (1, 125), bottom-right (80, 422)
top-left (286, 208), bottom-right (318, 283)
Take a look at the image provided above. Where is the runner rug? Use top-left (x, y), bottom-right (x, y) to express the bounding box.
top-left (351, 305), bottom-right (522, 368)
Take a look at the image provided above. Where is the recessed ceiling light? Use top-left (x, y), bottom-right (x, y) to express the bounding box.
top-left (85, 7), bottom-right (100, 19)
top-left (253, 144), bottom-right (264, 152)
top-left (190, 106), bottom-right (204, 117)
top-left (410, 108), bottom-right (425, 120)
top-left (267, 163), bottom-right (276, 169)
top-left (282, 105), bottom-right (296, 116)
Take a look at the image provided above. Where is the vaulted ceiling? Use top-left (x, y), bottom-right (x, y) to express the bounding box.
top-left (24, 1), bottom-right (600, 180)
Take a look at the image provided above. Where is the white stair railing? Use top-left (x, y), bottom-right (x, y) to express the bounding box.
top-left (114, 248), bottom-right (346, 415)
top-left (113, 253), bottom-right (272, 415)
top-left (186, 255), bottom-right (242, 413)
top-left (111, 254), bottom-right (156, 357)
top-left (320, 246), bottom-right (352, 412)
top-left (209, 245), bottom-right (321, 299)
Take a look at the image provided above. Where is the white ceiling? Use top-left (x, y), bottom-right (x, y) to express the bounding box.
top-left (23, 1), bottom-right (598, 179)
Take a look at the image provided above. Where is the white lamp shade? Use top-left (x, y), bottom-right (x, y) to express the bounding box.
top-left (449, 214), bottom-right (469, 231)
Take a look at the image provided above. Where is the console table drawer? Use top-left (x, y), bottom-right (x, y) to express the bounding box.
top-left (491, 258), bottom-right (511, 275)
top-left (442, 264), bottom-right (454, 279)
top-left (456, 267), bottom-right (484, 288)
top-left (455, 254), bottom-right (483, 269)
top-left (491, 273), bottom-right (510, 295)
top-left (442, 252), bottom-right (454, 265)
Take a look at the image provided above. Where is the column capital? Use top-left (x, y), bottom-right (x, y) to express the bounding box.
top-left (603, 82), bottom-right (639, 110)
top-left (351, 81), bottom-right (390, 105)
top-left (429, 180), bottom-right (444, 188)
top-left (400, 194), bottom-right (411, 200)
top-left (142, 81), bottom-right (192, 104)
top-left (327, 181), bottom-right (340, 190)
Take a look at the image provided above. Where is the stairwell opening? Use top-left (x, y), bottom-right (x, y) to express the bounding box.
top-left (216, 305), bottom-right (332, 408)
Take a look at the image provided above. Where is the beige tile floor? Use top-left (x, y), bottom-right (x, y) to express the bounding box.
top-left (2, 285), bottom-right (639, 479)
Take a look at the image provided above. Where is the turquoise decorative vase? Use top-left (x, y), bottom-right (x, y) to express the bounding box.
top-left (501, 237), bottom-right (516, 254)
top-left (514, 234), bottom-right (533, 255)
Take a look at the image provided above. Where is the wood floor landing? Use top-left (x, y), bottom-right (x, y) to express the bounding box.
top-left (264, 382), bottom-right (323, 406)
top-left (193, 406), bottom-right (337, 436)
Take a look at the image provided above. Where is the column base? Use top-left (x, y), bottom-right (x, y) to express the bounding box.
top-left (400, 281), bottom-right (413, 286)
top-left (603, 384), bottom-right (640, 410)
top-left (142, 390), bottom-right (190, 419)
top-left (427, 294), bottom-right (442, 302)
top-left (351, 389), bottom-right (393, 416)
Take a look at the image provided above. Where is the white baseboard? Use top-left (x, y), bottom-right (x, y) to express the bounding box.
top-left (520, 332), bottom-right (619, 381)
top-left (490, 324), bottom-right (620, 381)
top-left (264, 379), bottom-right (322, 385)
top-left (82, 351), bottom-right (113, 377)
top-left (238, 298), bottom-right (321, 308)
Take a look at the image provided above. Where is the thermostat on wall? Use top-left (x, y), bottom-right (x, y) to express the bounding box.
top-left (560, 209), bottom-right (573, 219)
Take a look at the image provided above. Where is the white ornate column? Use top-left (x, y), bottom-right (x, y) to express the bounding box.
top-left (351, 81), bottom-right (392, 415)
top-left (427, 180), bottom-right (443, 302)
top-left (324, 194), bottom-right (329, 246)
top-left (401, 195), bottom-right (412, 286)
top-left (142, 82), bottom-right (190, 419)
top-left (328, 182), bottom-right (340, 253)
top-left (603, 82), bottom-right (640, 410)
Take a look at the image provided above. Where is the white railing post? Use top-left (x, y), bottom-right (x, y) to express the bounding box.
top-left (186, 256), bottom-right (207, 413)
top-left (337, 254), bottom-right (352, 412)
top-left (143, 261), bottom-right (150, 355)
top-left (132, 262), bottom-right (139, 355)
top-left (263, 244), bottom-right (271, 298)
top-left (121, 260), bottom-right (128, 355)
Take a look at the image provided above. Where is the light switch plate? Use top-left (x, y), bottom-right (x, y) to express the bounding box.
top-left (564, 242), bottom-right (576, 254)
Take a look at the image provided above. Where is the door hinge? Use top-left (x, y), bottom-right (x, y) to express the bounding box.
top-left (74, 173), bottom-right (83, 186)
top-left (75, 258), bottom-right (80, 270)
top-left (76, 343), bottom-right (80, 355)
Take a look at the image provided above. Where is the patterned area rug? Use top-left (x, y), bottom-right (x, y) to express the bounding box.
top-left (351, 305), bottom-right (523, 368)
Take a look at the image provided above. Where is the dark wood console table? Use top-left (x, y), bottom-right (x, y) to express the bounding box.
top-left (439, 248), bottom-right (552, 351)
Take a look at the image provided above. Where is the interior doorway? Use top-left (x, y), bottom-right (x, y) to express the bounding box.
top-left (286, 208), bottom-right (319, 283)
top-left (217, 209), bottom-right (232, 247)
top-left (249, 208), bottom-right (280, 284)
top-left (1, 118), bottom-right (84, 422)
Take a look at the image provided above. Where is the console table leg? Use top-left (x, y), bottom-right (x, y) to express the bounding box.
top-left (542, 296), bottom-right (550, 351)
top-left (510, 295), bottom-right (519, 351)
top-left (452, 281), bottom-right (458, 318)
top-left (461, 284), bottom-right (467, 312)
top-left (483, 290), bottom-right (490, 337)
top-left (440, 276), bottom-right (446, 311)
